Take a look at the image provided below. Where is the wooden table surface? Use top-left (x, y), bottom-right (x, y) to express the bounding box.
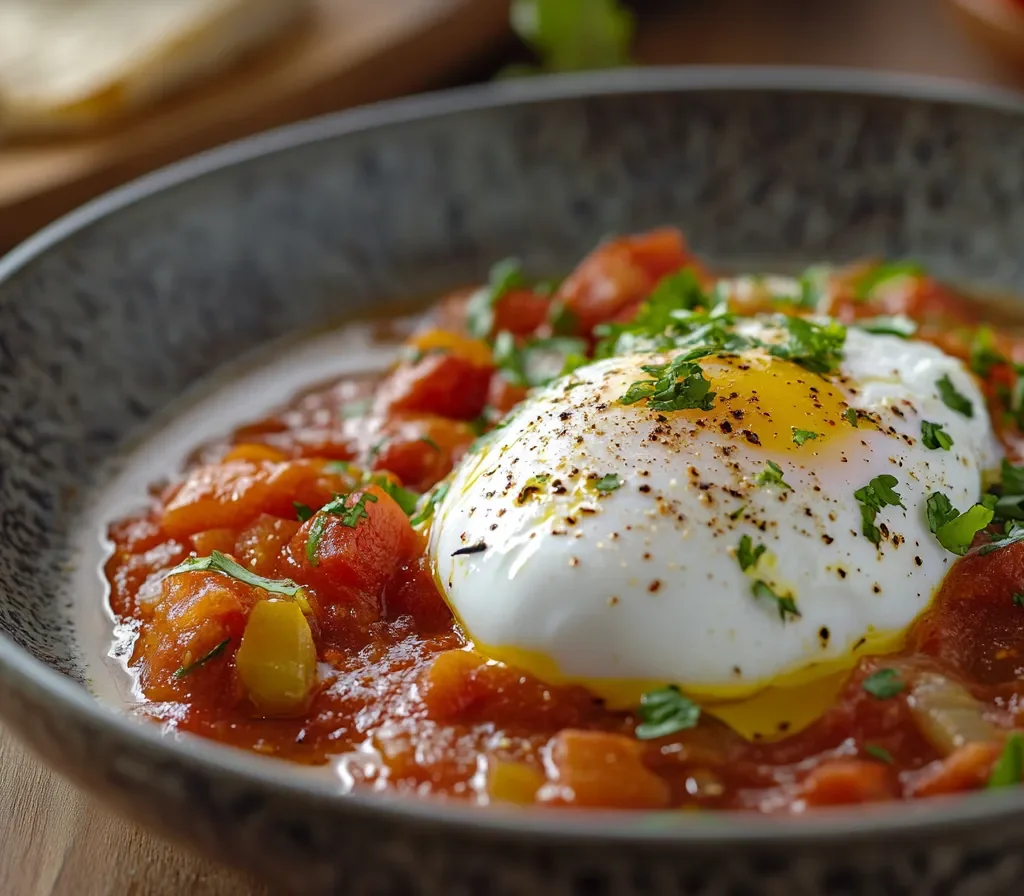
top-left (5, 0), bottom-right (1024, 893)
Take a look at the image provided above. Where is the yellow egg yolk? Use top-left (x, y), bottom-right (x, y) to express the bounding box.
top-left (683, 351), bottom-right (860, 455)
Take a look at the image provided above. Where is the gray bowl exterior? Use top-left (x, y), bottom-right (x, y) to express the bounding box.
top-left (3, 69), bottom-right (1024, 894)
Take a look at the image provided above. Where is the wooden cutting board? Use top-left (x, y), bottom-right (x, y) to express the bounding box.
top-left (0, 0), bottom-right (511, 252)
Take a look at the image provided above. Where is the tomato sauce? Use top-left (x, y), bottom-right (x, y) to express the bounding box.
top-left (106, 229), bottom-right (1024, 811)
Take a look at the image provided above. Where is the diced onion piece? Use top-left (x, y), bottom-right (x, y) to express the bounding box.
top-left (909, 672), bottom-right (999, 757)
top-left (487, 760), bottom-right (544, 805)
top-left (236, 599), bottom-right (317, 714)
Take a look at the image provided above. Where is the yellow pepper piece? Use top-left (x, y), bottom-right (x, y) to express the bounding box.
top-left (487, 760), bottom-right (544, 805)
top-left (236, 600), bottom-right (317, 715)
top-left (407, 329), bottom-right (493, 368)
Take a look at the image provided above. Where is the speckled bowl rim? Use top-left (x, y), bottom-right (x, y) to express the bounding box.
top-left (3, 66), bottom-right (1024, 848)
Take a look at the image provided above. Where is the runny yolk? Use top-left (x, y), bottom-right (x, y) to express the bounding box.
top-left (692, 352), bottom-right (856, 453)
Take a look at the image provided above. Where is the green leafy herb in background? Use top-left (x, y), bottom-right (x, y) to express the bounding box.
top-left (510, 0), bottom-right (635, 74)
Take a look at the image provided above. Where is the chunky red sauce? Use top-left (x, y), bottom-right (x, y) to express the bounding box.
top-left (107, 229), bottom-right (1024, 811)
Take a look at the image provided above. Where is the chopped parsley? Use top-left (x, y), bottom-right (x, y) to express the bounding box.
top-left (729, 504), bottom-right (746, 520)
top-left (926, 492), bottom-right (996, 556)
top-left (410, 481), bottom-right (450, 527)
top-left (752, 580), bottom-right (801, 622)
top-left (979, 520), bottom-right (1024, 556)
top-left (619, 354), bottom-right (715, 412)
top-left (465, 258), bottom-right (527, 339)
top-left (594, 473), bottom-right (623, 493)
top-left (373, 477), bottom-right (419, 516)
top-left (854, 315), bottom-right (917, 338)
top-left (796, 264), bottom-right (832, 310)
top-left (634, 685), bottom-right (701, 740)
top-left (173, 638), bottom-right (230, 680)
top-left (854, 261), bottom-right (922, 300)
top-left (920, 421), bottom-right (953, 451)
top-left (293, 502), bottom-right (314, 522)
top-left (1014, 593), bottom-right (1024, 608)
top-left (791, 427), bottom-right (820, 446)
top-left (755, 459), bottom-right (792, 490)
top-left (865, 744), bottom-right (894, 764)
top-left (861, 668), bottom-right (906, 700)
top-left (736, 534), bottom-right (765, 572)
top-left (494, 331), bottom-right (588, 388)
top-left (1000, 460), bottom-right (1024, 495)
top-left (767, 316), bottom-right (846, 375)
top-left (844, 407), bottom-right (859, 427)
top-left (988, 732), bottom-right (1024, 789)
top-left (853, 474), bottom-right (904, 546)
top-left (970, 327), bottom-right (1006, 378)
top-left (547, 301), bottom-right (578, 336)
top-left (305, 492), bottom-right (380, 565)
top-left (936, 374), bottom-right (973, 418)
top-left (992, 461), bottom-right (1024, 523)
top-left (165, 551), bottom-right (305, 598)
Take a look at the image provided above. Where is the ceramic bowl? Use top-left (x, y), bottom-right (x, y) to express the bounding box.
top-left (3, 68), bottom-right (1024, 896)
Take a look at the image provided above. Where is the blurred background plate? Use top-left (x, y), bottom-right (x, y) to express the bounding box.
top-left (0, 0), bottom-right (510, 253)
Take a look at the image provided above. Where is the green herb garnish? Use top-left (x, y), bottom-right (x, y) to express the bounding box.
top-left (165, 551), bottom-right (305, 597)
top-left (936, 374), bottom-right (973, 418)
top-left (736, 534), bottom-right (765, 572)
top-left (970, 327), bottom-right (1006, 378)
top-left (751, 580), bottom-right (801, 622)
top-left (861, 668), bottom-right (906, 700)
top-left (465, 258), bottom-right (527, 339)
top-left (791, 428), bottom-right (820, 446)
top-left (865, 744), bottom-right (894, 764)
top-left (411, 481), bottom-right (450, 527)
top-left (926, 492), bottom-right (996, 556)
top-left (634, 685), bottom-right (701, 740)
top-left (979, 520), bottom-right (1024, 556)
top-left (293, 502), bottom-right (314, 522)
top-left (854, 315), bottom-right (917, 338)
top-left (548, 301), bottom-right (578, 336)
top-left (854, 261), bottom-right (923, 300)
top-left (988, 732), bottom-right (1024, 789)
top-left (173, 638), bottom-right (230, 680)
top-left (494, 331), bottom-right (589, 389)
top-left (305, 492), bottom-right (380, 565)
top-left (619, 355), bottom-right (716, 412)
top-left (755, 459), bottom-right (792, 490)
top-left (853, 475), bottom-right (904, 546)
top-left (767, 316), bottom-right (846, 375)
top-left (844, 408), bottom-right (859, 427)
top-left (594, 473), bottom-right (623, 493)
top-left (920, 421), bottom-right (953, 451)
top-left (1014, 593), bottom-right (1024, 608)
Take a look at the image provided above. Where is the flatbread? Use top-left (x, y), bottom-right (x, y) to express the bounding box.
top-left (0, 0), bottom-right (307, 134)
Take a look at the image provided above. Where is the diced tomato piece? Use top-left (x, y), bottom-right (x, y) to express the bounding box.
top-left (555, 228), bottom-right (697, 334)
top-left (383, 557), bottom-right (452, 632)
top-left (190, 528), bottom-right (237, 556)
top-left (370, 414), bottom-right (476, 493)
top-left (108, 515), bottom-right (168, 555)
top-left (905, 742), bottom-right (1003, 799)
top-left (491, 289), bottom-right (550, 338)
top-left (235, 514), bottom-right (301, 578)
top-left (292, 486), bottom-right (417, 604)
top-left (487, 374), bottom-right (528, 416)
top-left (420, 649), bottom-right (488, 720)
top-left (537, 730), bottom-right (671, 809)
top-left (161, 459), bottom-right (354, 539)
top-left (797, 759), bottom-right (894, 808)
top-left (375, 355), bottom-right (493, 421)
top-left (135, 572), bottom-right (255, 701)
top-left (222, 443), bottom-right (287, 463)
top-left (106, 539), bottom-right (191, 618)
top-left (908, 543), bottom-right (1024, 684)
